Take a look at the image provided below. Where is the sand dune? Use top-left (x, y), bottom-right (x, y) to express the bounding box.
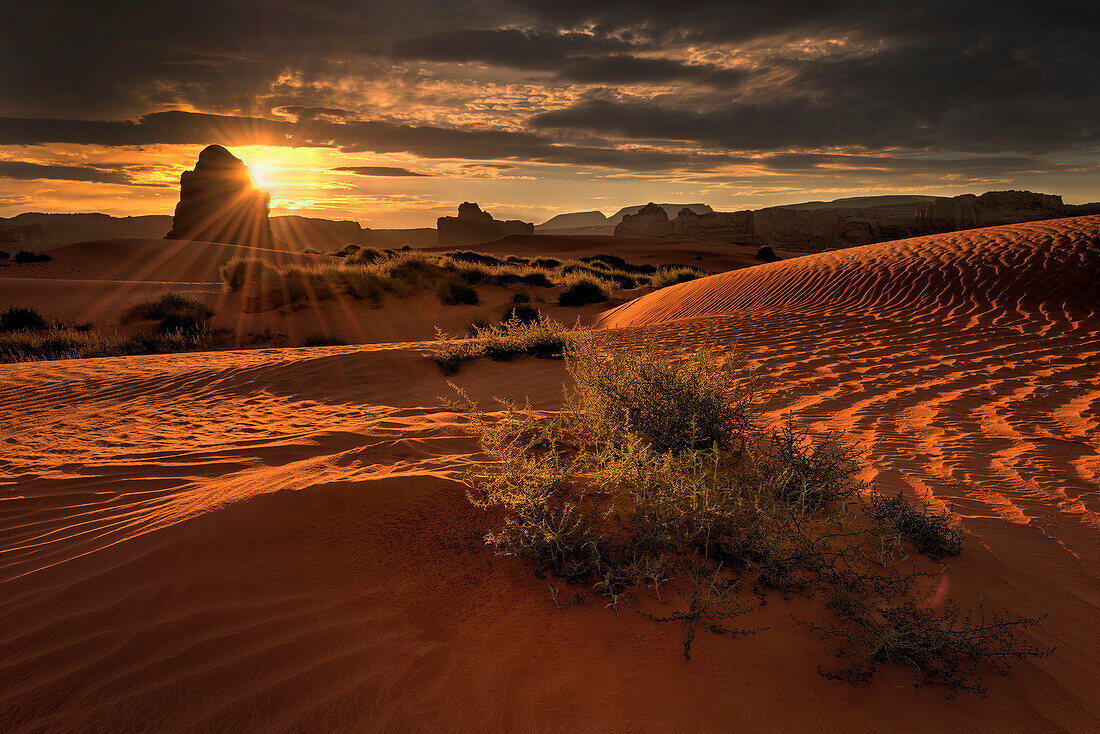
top-left (2, 218), bottom-right (1099, 731)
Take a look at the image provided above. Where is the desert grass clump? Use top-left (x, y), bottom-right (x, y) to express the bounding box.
top-left (425, 316), bottom-right (577, 374)
top-left (0, 324), bottom-right (230, 363)
top-left (127, 292), bottom-right (214, 333)
top-left (651, 267), bottom-right (703, 289)
top-left (345, 246), bottom-right (386, 265)
top-left (437, 277), bottom-right (480, 305)
top-left (864, 490), bottom-right (963, 560)
top-left (456, 342), bottom-right (1049, 693)
top-left (557, 272), bottom-right (611, 306)
top-left (0, 306), bottom-right (47, 332)
top-left (220, 256), bottom-right (278, 293)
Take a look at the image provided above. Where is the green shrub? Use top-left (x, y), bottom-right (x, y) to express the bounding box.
top-left (0, 306), bottom-right (47, 332)
top-left (13, 250), bottom-right (51, 263)
top-left (864, 490), bottom-right (963, 560)
top-left (569, 340), bottom-right (750, 453)
top-left (128, 292), bottom-right (214, 333)
top-left (558, 272), bottom-right (611, 306)
top-left (455, 344), bottom-right (1048, 693)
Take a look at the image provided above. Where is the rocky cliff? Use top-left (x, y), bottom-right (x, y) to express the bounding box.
top-left (616, 191), bottom-right (1065, 250)
top-left (436, 202), bottom-right (533, 246)
top-left (165, 145), bottom-right (274, 247)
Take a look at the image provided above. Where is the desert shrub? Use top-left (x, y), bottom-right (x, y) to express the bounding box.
top-left (0, 250), bottom-right (9, 259)
top-left (456, 343), bottom-right (1048, 693)
top-left (425, 316), bottom-right (576, 374)
top-left (558, 272), bottom-right (611, 306)
top-left (13, 250), bottom-right (51, 263)
top-left (345, 246), bottom-right (385, 265)
top-left (501, 303), bottom-right (541, 325)
top-left (220, 256), bottom-right (278, 292)
top-left (651, 267), bottom-right (703, 289)
top-left (569, 340), bottom-right (751, 453)
top-left (302, 332), bottom-right (347, 347)
top-left (449, 261), bottom-right (494, 285)
top-left (581, 254), bottom-right (628, 269)
top-left (559, 261), bottom-right (638, 289)
top-left (128, 292), bottom-right (214, 333)
top-left (511, 290), bottom-right (531, 303)
top-left (438, 277), bottom-right (480, 305)
top-left (864, 490), bottom-right (963, 560)
top-left (0, 306), bottom-right (47, 332)
top-left (530, 257), bottom-right (561, 269)
top-left (756, 246), bottom-right (781, 262)
top-left (0, 324), bottom-right (229, 363)
top-left (443, 250), bottom-right (505, 266)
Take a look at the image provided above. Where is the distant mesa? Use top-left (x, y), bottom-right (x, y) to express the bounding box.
top-left (615, 202), bottom-right (671, 237)
top-left (536, 204), bottom-right (711, 235)
top-left (437, 202), bottom-right (533, 246)
top-left (612, 190), bottom-right (1066, 250)
top-left (165, 145), bottom-right (274, 248)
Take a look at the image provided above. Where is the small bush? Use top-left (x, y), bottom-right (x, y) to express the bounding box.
top-left (128, 292), bottom-right (214, 333)
top-left (0, 250), bottom-right (9, 259)
top-left (569, 340), bottom-right (751, 453)
top-left (581, 254), bottom-right (627, 269)
top-left (437, 278), bottom-right (480, 305)
top-left (511, 290), bottom-right (531, 303)
top-left (558, 273), bottom-right (610, 306)
top-left (13, 250), bottom-right (51, 263)
top-left (302, 332), bottom-right (347, 347)
top-left (864, 490), bottom-right (963, 560)
top-left (0, 306), bottom-right (47, 332)
top-left (756, 246), bottom-right (781, 262)
top-left (651, 267), bottom-right (703, 289)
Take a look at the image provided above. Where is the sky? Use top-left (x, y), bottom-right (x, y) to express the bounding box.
top-left (1, 1), bottom-right (1098, 228)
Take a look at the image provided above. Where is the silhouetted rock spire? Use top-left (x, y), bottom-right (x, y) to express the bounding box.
top-left (166, 145), bottom-right (273, 247)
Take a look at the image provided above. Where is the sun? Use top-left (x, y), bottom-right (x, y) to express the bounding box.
top-left (246, 160), bottom-right (275, 191)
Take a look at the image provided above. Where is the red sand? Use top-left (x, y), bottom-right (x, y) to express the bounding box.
top-left (1, 218), bottom-right (1098, 731)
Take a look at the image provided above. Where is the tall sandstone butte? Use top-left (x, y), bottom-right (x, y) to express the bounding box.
top-left (166, 145), bottom-right (274, 247)
top-left (436, 202), bottom-right (533, 246)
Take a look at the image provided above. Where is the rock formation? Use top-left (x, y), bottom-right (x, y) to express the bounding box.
top-left (436, 202), bottom-right (533, 246)
top-left (165, 145), bottom-right (273, 247)
top-left (617, 190), bottom-right (1064, 251)
top-left (614, 203), bottom-right (671, 237)
top-left (668, 208), bottom-right (758, 243)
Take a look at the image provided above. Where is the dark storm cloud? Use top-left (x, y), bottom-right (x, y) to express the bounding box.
top-left (1, 0), bottom-right (1096, 172)
top-left (0, 111), bottom-right (743, 171)
top-left (0, 160), bottom-right (154, 185)
top-left (390, 29), bottom-right (633, 69)
top-left (556, 56), bottom-right (745, 87)
top-left (333, 166), bottom-right (432, 177)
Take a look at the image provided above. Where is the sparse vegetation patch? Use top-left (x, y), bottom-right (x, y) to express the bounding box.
top-left (454, 342), bottom-right (1050, 695)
